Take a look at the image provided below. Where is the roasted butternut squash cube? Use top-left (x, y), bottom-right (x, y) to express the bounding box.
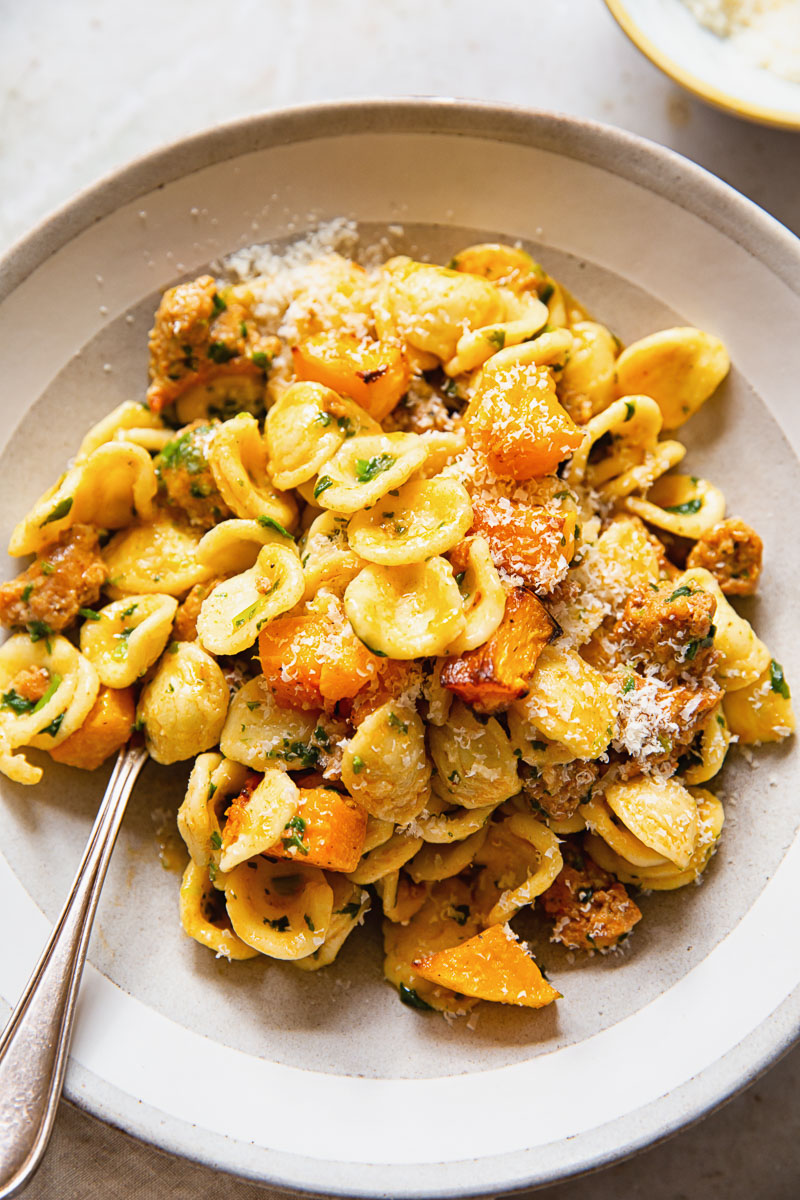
top-left (50, 685), bottom-right (135, 770)
top-left (441, 588), bottom-right (560, 713)
top-left (464, 361), bottom-right (583, 479)
top-left (259, 610), bottom-right (380, 710)
top-left (471, 495), bottom-right (576, 593)
top-left (413, 923), bottom-right (560, 1008)
top-left (292, 332), bottom-right (411, 421)
top-left (265, 785), bottom-right (367, 873)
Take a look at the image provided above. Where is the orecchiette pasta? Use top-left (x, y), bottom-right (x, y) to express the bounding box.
top-left (3, 231), bottom-right (790, 1018)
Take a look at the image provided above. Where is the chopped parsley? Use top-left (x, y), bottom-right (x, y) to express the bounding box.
top-left (38, 711), bottom-right (65, 738)
top-left (207, 782), bottom-right (217, 799)
top-left (398, 984), bottom-right (433, 1011)
top-left (622, 676), bottom-right (636, 694)
top-left (337, 901), bottom-right (361, 919)
top-left (39, 496), bottom-right (73, 527)
top-left (448, 904), bottom-right (470, 926)
top-left (232, 598), bottom-right (263, 630)
top-left (207, 341), bottom-right (237, 364)
top-left (387, 711), bottom-right (408, 733)
top-left (667, 585), bottom-right (694, 602)
top-left (40, 561), bottom-right (54, 576)
top-left (303, 914), bottom-right (315, 931)
top-left (264, 916), bottom-right (290, 932)
top-left (624, 400), bottom-right (636, 421)
top-left (21, 584), bottom-right (34, 603)
top-left (354, 453), bottom-right (396, 484)
top-left (158, 427), bottom-right (211, 475)
top-left (27, 620), bottom-right (53, 647)
top-left (664, 497), bottom-right (703, 515)
top-left (251, 351), bottom-right (270, 369)
top-left (769, 659), bottom-right (790, 699)
top-left (256, 514), bottom-right (294, 539)
top-left (111, 627), bottom-right (134, 660)
top-left (314, 475), bottom-right (335, 499)
top-left (315, 411), bottom-right (332, 427)
top-left (684, 624), bottom-right (716, 661)
top-left (1, 688), bottom-right (36, 714)
top-left (282, 814), bottom-right (310, 856)
top-left (79, 607), bottom-right (101, 621)
top-left (485, 328), bottom-right (506, 350)
top-left (210, 830), bottom-right (223, 850)
top-left (351, 754), bottom-right (365, 775)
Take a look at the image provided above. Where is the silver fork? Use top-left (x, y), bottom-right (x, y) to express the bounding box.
top-left (0, 742), bottom-right (148, 1199)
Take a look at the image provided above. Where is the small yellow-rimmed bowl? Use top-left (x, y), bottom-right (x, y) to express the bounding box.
top-left (606, 0), bottom-right (800, 130)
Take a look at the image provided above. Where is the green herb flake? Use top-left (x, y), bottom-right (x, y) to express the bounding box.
top-left (38, 711), bottom-right (65, 738)
top-left (31, 673), bottom-right (62, 714)
top-left (624, 400), bottom-right (636, 421)
top-left (448, 904), bottom-right (470, 927)
top-left (668, 585), bottom-right (694, 602)
top-left (79, 607), bottom-right (101, 621)
top-left (21, 584), bottom-right (34, 603)
top-left (265, 916), bottom-right (290, 932)
top-left (121, 603), bottom-right (139, 618)
top-left (315, 410), bottom-right (332, 427)
top-left (272, 873), bottom-right (303, 896)
top-left (387, 711), bottom-right (408, 734)
top-left (354, 453), bottom-right (396, 484)
top-left (769, 659), bottom-right (790, 699)
top-left (398, 984), bottom-right (433, 1011)
top-left (210, 830), bottom-right (223, 850)
top-left (207, 782), bottom-right (217, 799)
top-left (539, 282), bottom-right (555, 304)
top-left (529, 740), bottom-right (547, 752)
top-left (27, 620), bottom-right (53, 646)
top-left (351, 754), bottom-right (365, 775)
top-left (256, 514), bottom-right (294, 539)
top-left (664, 497), bottom-right (703, 515)
top-left (251, 351), bottom-right (270, 369)
top-left (208, 341), bottom-right (237, 364)
top-left (622, 676), bottom-right (636, 694)
top-left (239, 320), bottom-right (248, 338)
top-left (40, 561), bottom-right (54, 576)
top-left (485, 328), bottom-right (506, 350)
top-left (314, 475), bottom-right (335, 499)
top-left (1, 688), bottom-right (36, 715)
top-left (337, 901), bottom-right (361, 919)
top-left (282, 814), bottom-right (309, 857)
top-left (39, 496), bottom-right (73, 527)
top-left (207, 861), bottom-right (218, 882)
top-left (211, 291), bottom-right (227, 315)
top-left (684, 625), bottom-right (716, 662)
top-left (303, 914), bottom-right (315, 931)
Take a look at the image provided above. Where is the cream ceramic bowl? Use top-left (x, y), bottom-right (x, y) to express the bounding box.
top-left (1, 100), bottom-right (799, 1196)
top-left (606, 0), bottom-right (800, 128)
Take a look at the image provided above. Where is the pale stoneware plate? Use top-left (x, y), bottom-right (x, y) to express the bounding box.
top-left (0, 100), bottom-right (799, 1197)
top-left (606, 0), bottom-right (800, 129)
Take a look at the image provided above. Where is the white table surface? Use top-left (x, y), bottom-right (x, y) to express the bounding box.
top-left (2, 1), bottom-right (798, 1197)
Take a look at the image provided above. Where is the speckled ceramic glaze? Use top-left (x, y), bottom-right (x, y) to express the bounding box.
top-left (0, 101), bottom-right (799, 1197)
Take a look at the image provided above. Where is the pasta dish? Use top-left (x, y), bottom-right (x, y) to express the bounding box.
top-left (0, 227), bottom-right (793, 1015)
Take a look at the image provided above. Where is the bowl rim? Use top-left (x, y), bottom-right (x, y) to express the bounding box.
top-left (604, 0), bottom-right (800, 131)
top-left (2, 96), bottom-right (800, 1196)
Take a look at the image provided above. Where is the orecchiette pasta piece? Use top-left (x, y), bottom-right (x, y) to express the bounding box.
top-left (208, 412), bottom-right (297, 528)
top-left (340, 700), bottom-right (430, 823)
top-left (449, 242), bottom-right (552, 294)
top-left (345, 557), bottom-right (465, 659)
top-left (410, 784), bottom-right (498, 843)
top-left (604, 776), bottom-right (698, 869)
top-left (723, 661), bottom-right (795, 744)
top-left (219, 676), bottom-right (318, 771)
top-left (347, 477), bottom-right (472, 566)
top-left (375, 871), bottom-right (427, 924)
top-left (683, 703), bottom-right (732, 783)
top-left (0, 633), bottom-right (100, 782)
top-left (177, 751), bottom-right (250, 872)
top-left (443, 535), bottom-right (506, 655)
top-left (103, 520), bottom-right (213, 598)
top-left (423, 660), bottom-right (453, 726)
top-left (179, 860), bottom-right (259, 960)
top-left (602, 438), bottom-right (687, 503)
top-left (265, 381), bottom-right (380, 490)
top-left (294, 875), bottom-right (371, 972)
top-left (196, 516), bottom-right (295, 575)
top-left (586, 788), bottom-right (724, 890)
top-left (218, 769), bottom-right (299, 872)
top-left (406, 826), bottom-right (489, 884)
top-left (382, 876), bottom-right (482, 1014)
top-left (376, 257), bottom-right (505, 362)
top-left (428, 701), bottom-right (520, 809)
top-left (546, 812), bottom-right (586, 835)
top-left (196, 544), bottom-right (304, 656)
top-left (625, 473), bottom-right (726, 539)
top-left (614, 327), bottom-right (730, 429)
top-left (137, 641), bottom-right (228, 764)
top-left (313, 432), bottom-right (428, 513)
top-left (472, 814), bottom-right (563, 925)
top-left (346, 831), bottom-right (424, 886)
top-left (363, 815), bottom-right (396, 853)
top-left (443, 302), bottom-right (549, 376)
top-left (75, 401), bottom-right (167, 462)
top-left (580, 795), bottom-right (671, 868)
top-left (557, 321), bottom-right (618, 418)
top-left (224, 857), bottom-right (333, 960)
top-left (564, 395), bottom-right (662, 489)
top-left (414, 429), bottom-right (466, 478)
top-left (299, 511), bottom-right (362, 599)
top-left (79, 594), bottom-right (178, 688)
top-left (505, 706), bottom-right (575, 767)
top-left (9, 442), bottom-right (157, 557)
top-left (519, 645), bottom-right (619, 759)
top-left (680, 567), bottom-right (771, 691)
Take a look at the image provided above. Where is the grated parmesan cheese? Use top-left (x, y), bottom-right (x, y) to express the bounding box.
top-left (683, 0), bottom-right (800, 82)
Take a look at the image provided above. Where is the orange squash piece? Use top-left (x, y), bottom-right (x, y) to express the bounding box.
top-left (49, 685), bottom-right (136, 771)
top-left (259, 610), bottom-right (380, 710)
top-left (442, 588), bottom-right (560, 713)
top-left (413, 923), bottom-right (560, 1008)
top-left (292, 332), bottom-right (411, 421)
top-left (464, 361), bottom-right (583, 479)
top-left (266, 785), bottom-right (367, 873)
top-left (471, 495), bottom-right (576, 592)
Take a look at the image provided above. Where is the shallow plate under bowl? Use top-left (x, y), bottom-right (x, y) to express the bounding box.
top-left (606, 0), bottom-right (800, 129)
top-left (1, 100), bottom-right (799, 1197)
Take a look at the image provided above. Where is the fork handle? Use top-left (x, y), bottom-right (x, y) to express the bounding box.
top-left (0, 743), bottom-right (148, 1200)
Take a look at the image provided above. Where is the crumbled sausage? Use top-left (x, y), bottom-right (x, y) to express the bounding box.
top-left (521, 758), bottom-right (600, 821)
top-left (0, 525), bottom-right (107, 633)
top-left (146, 274), bottom-right (278, 414)
top-left (686, 517), bottom-right (762, 595)
top-left (614, 578), bottom-right (717, 678)
top-left (540, 850), bottom-right (642, 950)
top-left (172, 576), bottom-right (226, 643)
